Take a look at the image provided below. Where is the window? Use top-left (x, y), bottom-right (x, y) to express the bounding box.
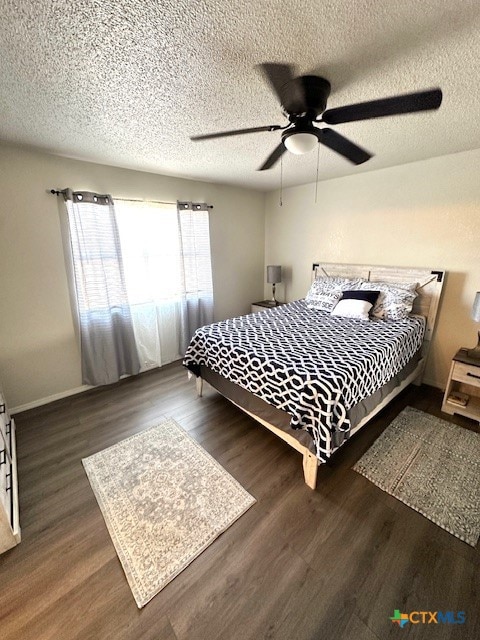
top-left (115, 199), bottom-right (214, 369)
top-left (63, 191), bottom-right (213, 384)
top-left (115, 201), bottom-right (184, 304)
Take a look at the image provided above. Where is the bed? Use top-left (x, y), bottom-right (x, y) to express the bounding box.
top-left (183, 263), bottom-right (445, 489)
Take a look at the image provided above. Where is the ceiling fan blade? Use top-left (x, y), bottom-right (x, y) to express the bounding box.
top-left (320, 128), bottom-right (372, 165)
top-left (257, 143), bottom-right (286, 171)
top-left (322, 88), bottom-right (442, 125)
top-left (191, 125), bottom-right (282, 141)
top-left (258, 63), bottom-right (315, 115)
top-left (257, 63), bottom-right (297, 109)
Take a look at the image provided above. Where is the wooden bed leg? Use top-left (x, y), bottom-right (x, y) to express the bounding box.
top-left (196, 376), bottom-right (203, 397)
top-left (302, 451), bottom-right (319, 490)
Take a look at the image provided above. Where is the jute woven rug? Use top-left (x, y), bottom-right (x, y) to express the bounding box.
top-left (353, 406), bottom-right (480, 546)
top-left (82, 418), bottom-right (256, 607)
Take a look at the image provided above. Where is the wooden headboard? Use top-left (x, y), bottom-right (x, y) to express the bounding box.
top-left (311, 262), bottom-right (445, 347)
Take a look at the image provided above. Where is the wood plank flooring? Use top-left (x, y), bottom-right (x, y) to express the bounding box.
top-left (1, 361), bottom-right (478, 639)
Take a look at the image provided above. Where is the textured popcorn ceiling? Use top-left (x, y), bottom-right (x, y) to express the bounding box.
top-left (1, 0), bottom-right (479, 191)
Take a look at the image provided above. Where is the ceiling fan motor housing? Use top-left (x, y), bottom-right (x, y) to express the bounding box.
top-left (281, 75), bottom-right (332, 118)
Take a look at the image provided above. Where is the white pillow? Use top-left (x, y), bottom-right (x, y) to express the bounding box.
top-left (331, 299), bottom-right (373, 320)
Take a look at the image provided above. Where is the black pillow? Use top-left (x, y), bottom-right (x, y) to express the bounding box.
top-left (340, 290), bottom-right (380, 306)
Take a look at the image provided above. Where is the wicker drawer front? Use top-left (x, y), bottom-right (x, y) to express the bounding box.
top-left (0, 385), bottom-right (20, 553)
top-left (0, 396), bottom-right (8, 449)
top-left (0, 414), bottom-right (6, 449)
top-left (0, 452), bottom-right (10, 518)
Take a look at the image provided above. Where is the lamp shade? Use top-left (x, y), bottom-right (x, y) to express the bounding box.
top-left (267, 265), bottom-right (282, 284)
top-left (472, 292), bottom-right (480, 322)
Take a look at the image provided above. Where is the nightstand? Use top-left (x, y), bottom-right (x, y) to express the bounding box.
top-left (442, 348), bottom-right (480, 422)
top-left (251, 300), bottom-right (286, 313)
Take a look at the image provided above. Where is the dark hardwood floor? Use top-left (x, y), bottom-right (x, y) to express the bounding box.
top-left (1, 362), bottom-right (478, 640)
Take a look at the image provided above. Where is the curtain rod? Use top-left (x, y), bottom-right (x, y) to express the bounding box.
top-left (49, 190), bottom-right (213, 208)
top-left (118, 197), bottom-right (213, 209)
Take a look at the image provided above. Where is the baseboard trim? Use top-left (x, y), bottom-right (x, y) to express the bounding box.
top-left (10, 364), bottom-right (166, 414)
top-left (11, 384), bottom-right (94, 414)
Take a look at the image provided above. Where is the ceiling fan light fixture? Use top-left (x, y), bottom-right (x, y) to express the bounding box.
top-left (284, 132), bottom-right (318, 155)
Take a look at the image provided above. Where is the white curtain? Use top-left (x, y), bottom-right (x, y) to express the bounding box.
top-left (177, 201), bottom-right (215, 343)
top-left (63, 190), bottom-right (141, 386)
top-left (114, 199), bottom-right (214, 371)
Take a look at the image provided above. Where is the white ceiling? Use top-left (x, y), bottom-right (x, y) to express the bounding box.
top-left (1, 0), bottom-right (479, 191)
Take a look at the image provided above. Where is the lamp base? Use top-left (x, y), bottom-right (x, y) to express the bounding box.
top-left (467, 331), bottom-right (480, 359)
top-left (271, 283), bottom-right (277, 305)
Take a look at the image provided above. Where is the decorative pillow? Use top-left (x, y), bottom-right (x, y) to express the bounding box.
top-left (305, 277), bottom-right (364, 311)
top-left (359, 281), bottom-right (418, 320)
top-left (340, 289), bottom-right (380, 306)
top-left (331, 290), bottom-right (380, 321)
top-left (331, 299), bottom-right (373, 320)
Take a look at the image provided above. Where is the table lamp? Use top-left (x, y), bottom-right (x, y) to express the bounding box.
top-left (267, 265), bottom-right (282, 304)
top-left (467, 292), bottom-right (480, 358)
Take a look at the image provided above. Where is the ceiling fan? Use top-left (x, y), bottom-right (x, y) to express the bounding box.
top-left (190, 63), bottom-right (442, 171)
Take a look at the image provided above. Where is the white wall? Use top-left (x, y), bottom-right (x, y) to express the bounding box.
top-left (265, 148), bottom-right (480, 389)
top-left (2, 142), bottom-right (478, 406)
top-left (0, 144), bottom-right (265, 408)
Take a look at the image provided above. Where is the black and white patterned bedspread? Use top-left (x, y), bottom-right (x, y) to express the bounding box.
top-left (183, 300), bottom-right (425, 461)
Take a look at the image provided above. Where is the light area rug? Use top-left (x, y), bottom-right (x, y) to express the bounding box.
top-left (82, 418), bottom-right (256, 607)
top-left (353, 406), bottom-right (480, 546)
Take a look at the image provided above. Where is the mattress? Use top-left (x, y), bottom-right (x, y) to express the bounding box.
top-left (183, 300), bottom-right (425, 461)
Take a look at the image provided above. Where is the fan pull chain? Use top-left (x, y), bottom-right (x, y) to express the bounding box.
top-left (315, 142), bottom-right (320, 203)
top-left (279, 154), bottom-right (283, 207)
